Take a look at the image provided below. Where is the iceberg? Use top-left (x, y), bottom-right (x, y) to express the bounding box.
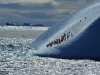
top-left (31, 0), bottom-right (100, 60)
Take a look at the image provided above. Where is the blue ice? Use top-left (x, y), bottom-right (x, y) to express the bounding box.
top-left (31, 0), bottom-right (100, 60)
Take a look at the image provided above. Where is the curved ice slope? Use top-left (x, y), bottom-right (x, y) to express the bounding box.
top-left (31, 0), bottom-right (100, 60)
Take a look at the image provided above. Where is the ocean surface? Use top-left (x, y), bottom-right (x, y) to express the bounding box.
top-left (0, 26), bottom-right (100, 75)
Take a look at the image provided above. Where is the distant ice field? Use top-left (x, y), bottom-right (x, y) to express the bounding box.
top-left (0, 26), bottom-right (49, 39)
top-left (0, 26), bottom-right (100, 75)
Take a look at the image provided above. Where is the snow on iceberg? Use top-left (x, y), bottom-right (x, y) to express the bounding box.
top-left (31, 0), bottom-right (100, 60)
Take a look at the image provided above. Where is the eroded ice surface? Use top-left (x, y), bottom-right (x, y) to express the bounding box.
top-left (31, 0), bottom-right (100, 60)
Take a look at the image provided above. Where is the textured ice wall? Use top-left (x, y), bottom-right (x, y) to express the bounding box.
top-left (31, 0), bottom-right (100, 60)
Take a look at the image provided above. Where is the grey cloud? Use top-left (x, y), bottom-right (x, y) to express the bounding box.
top-left (0, 0), bottom-right (95, 26)
top-left (0, 3), bottom-right (21, 9)
top-left (0, 0), bottom-right (55, 4)
top-left (0, 3), bottom-right (54, 10)
top-left (14, 12), bottom-right (54, 19)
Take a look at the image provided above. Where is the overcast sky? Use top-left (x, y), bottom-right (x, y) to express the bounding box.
top-left (0, 0), bottom-right (95, 26)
